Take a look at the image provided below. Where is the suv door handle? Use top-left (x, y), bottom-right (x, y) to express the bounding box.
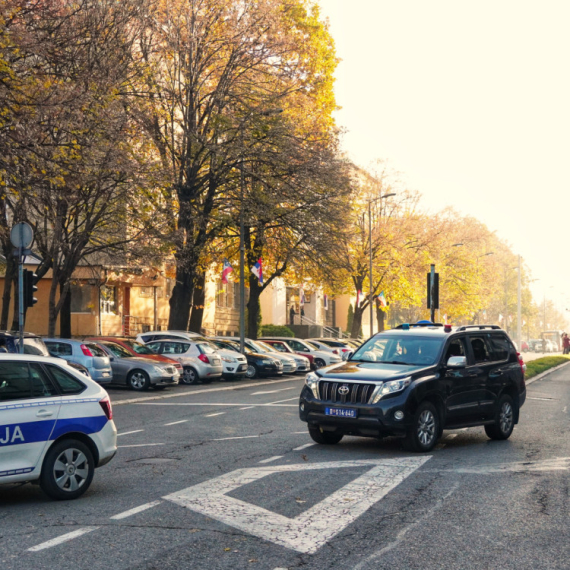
top-left (36, 410), bottom-right (54, 418)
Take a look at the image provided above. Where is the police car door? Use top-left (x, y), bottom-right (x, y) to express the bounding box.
top-left (0, 361), bottom-right (61, 477)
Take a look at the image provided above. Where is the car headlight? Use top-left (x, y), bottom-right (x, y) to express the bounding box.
top-left (152, 365), bottom-right (166, 375)
top-left (222, 357), bottom-right (237, 363)
top-left (304, 372), bottom-right (320, 398)
top-left (370, 377), bottom-right (411, 404)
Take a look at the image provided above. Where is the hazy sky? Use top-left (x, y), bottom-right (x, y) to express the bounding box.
top-left (319, 0), bottom-right (570, 313)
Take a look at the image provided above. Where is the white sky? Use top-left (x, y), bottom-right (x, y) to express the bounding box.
top-left (319, 0), bottom-right (570, 314)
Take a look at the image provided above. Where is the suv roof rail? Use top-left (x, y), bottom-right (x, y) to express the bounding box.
top-left (455, 324), bottom-right (502, 331)
top-left (394, 322), bottom-right (444, 329)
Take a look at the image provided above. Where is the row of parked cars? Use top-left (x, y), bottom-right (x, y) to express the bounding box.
top-left (2, 330), bottom-right (361, 391)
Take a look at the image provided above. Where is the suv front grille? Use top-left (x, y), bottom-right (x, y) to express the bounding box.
top-left (318, 381), bottom-right (375, 404)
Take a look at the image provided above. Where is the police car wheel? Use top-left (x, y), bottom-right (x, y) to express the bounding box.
top-left (128, 370), bottom-right (151, 391)
top-left (40, 439), bottom-right (94, 500)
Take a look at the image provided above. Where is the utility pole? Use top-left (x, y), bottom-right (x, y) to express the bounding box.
top-left (517, 255), bottom-right (522, 349)
top-left (429, 264), bottom-right (436, 323)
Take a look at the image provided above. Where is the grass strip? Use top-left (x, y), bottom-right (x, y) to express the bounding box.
top-left (525, 356), bottom-right (570, 380)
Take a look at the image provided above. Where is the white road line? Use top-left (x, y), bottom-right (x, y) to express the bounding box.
top-left (205, 412), bottom-right (226, 417)
top-left (259, 456), bottom-right (283, 464)
top-left (28, 527), bottom-right (99, 552)
top-left (240, 406), bottom-right (255, 410)
top-left (212, 435), bottom-right (261, 441)
top-left (265, 397), bottom-right (298, 405)
top-left (114, 377), bottom-right (302, 406)
top-left (294, 443), bottom-right (315, 451)
top-left (110, 501), bottom-right (162, 520)
top-left (117, 430), bottom-right (144, 437)
top-left (564, 406), bottom-right (568, 413)
top-left (527, 397), bottom-right (553, 401)
top-left (251, 387), bottom-right (296, 396)
top-left (119, 443), bottom-right (165, 448)
top-left (292, 431), bottom-right (307, 434)
top-left (164, 420), bottom-right (189, 426)
top-left (138, 402), bottom-right (297, 408)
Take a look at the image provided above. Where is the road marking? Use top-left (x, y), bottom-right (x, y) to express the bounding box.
top-left (438, 456), bottom-right (570, 474)
top-left (114, 376), bottom-right (302, 406)
top-left (294, 443), bottom-right (315, 451)
top-left (28, 527), bottom-right (99, 552)
top-left (564, 406), bottom-right (567, 413)
top-left (292, 431), bottom-right (307, 434)
top-left (163, 457), bottom-right (430, 554)
top-left (240, 406), bottom-right (255, 410)
top-left (259, 456), bottom-right (283, 464)
top-left (117, 430), bottom-right (144, 437)
top-left (527, 397), bottom-right (554, 401)
top-left (212, 435), bottom-right (261, 441)
top-left (138, 403), bottom-right (297, 408)
top-left (251, 387), bottom-right (296, 395)
top-left (265, 397), bottom-right (298, 405)
top-left (205, 412), bottom-right (226, 417)
top-left (164, 420), bottom-right (189, 426)
top-left (110, 501), bottom-right (162, 520)
top-left (119, 443), bottom-right (165, 448)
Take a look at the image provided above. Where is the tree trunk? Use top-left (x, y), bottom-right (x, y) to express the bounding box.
top-left (59, 281), bottom-right (72, 338)
top-left (10, 272), bottom-right (19, 331)
top-left (168, 263), bottom-right (194, 330)
top-left (47, 271), bottom-right (59, 337)
top-left (247, 275), bottom-right (262, 339)
top-left (351, 304), bottom-right (365, 339)
top-left (1, 256), bottom-right (16, 330)
top-left (188, 272), bottom-right (205, 333)
top-left (376, 306), bottom-right (386, 332)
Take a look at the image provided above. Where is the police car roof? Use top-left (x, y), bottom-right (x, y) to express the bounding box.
top-left (377, 324), bottom-right (503, 338)
top-left (0, 353), bottom-right (69, 363)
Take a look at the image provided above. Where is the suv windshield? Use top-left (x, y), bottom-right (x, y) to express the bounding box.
top-left (352, 334), bottom-right (442, 366)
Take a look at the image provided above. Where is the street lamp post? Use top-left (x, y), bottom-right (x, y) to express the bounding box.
top-left (476, 252), bottom-right (494, 324)
top-left (368, 193), bottom-right (395, 337)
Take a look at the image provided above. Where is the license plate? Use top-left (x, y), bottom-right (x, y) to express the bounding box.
top-left (325, 407), bottom-right (357, 418)
top-left (102, 372), bottom-right (110, 377)
top-left (238, 364), bottom-right (247, 371)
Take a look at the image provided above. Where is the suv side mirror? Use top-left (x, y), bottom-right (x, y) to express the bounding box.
top-left (447, 356), bottom-right (466, 368)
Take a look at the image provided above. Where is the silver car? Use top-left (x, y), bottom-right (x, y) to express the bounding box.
top-left (92, 340), bottom-right (180, 391)
top-left (44, 338), bottom-right (113, 384)
top-left (242, 338), bottom-right (298, 374)
top-left (145, 339), bottom-right (223, 385)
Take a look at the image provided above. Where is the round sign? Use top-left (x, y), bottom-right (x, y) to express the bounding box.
top-left (10, 222), bottom-right (34, 249)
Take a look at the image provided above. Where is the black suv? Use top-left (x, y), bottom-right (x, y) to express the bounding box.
top-left (299, 323), bottom-right (526, 452)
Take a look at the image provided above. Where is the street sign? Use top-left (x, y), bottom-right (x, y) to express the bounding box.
top-left (10, 222), bottom-right (33, 249)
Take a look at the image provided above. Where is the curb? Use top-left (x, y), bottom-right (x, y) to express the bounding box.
top-left (525, 361), bottom-right (570, 386)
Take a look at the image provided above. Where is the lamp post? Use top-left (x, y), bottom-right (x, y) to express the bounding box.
top-left (475, 252), bottom-right (494, 324)
top-left (368, 193), bottom-right (396, 337)
top-left (239, 108), bottom-right (283, 353)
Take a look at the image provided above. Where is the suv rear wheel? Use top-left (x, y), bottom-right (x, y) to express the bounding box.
top-left (405, 401), bottom-right (439, 452)
top-left (308, 425), bottom-right (343, 445)
top-left (485, 394), bottom-right (515, 440)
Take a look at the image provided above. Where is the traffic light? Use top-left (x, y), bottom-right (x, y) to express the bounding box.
top-left (23, 270), bottom-right (38, 309)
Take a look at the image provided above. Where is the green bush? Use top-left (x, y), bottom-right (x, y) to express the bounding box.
top-left (525, 356), bottom-right (570, 379)
top-left (259, 324), bottom-right (295, 337)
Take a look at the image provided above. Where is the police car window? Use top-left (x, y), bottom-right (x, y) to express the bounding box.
top-left (489, 335), bottom-right (510, 361)
top-left (46, 364), bottom-right (86, 394)
top-left (352, 338), bottom-right (387, 361)
top-left (445, 339), bottom-right (466, 360)
top-left (469, 336), bottom-right (491, 363)
top-left (0, 362), bottom-right (31, 401)
top-left (30, 363), bottom-right (58, 398)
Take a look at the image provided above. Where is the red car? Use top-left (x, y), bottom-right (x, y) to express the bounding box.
top-left (86, 337), bottom-right (183, 373)
top-left (261, 339), bottom-right (315, 368)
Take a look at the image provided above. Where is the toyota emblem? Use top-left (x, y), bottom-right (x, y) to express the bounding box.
top-left (338, 385), bottom-right (350, 396)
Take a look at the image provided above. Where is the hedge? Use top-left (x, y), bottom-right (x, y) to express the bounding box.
top-left (525, 356), bottom-right (570, 380)
top-left (259, 324), bottom-right (295, 337)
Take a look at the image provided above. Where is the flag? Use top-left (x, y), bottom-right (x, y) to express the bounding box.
top-left (300, 286), bottom-right (305, 306)
top-left (498, 314), bottom-right (503, 322)
top-left (523, 319), bottom-right (526, 326)
top-left (356, 290), bottom-right (361, 307)
top-left (378, 291), bottom-right (387, 308)
top-left (221, 258), bottom-right (233, 284)
top-left (443, 314), bottom-right (448, 324)
top-left (324, 294), bottom-right (328, 310)
top-left (251, 258), bottom-right (263, 284)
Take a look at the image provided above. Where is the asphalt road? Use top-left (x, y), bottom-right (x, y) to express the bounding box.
top-left (2, 366), bottom-right (570, 570)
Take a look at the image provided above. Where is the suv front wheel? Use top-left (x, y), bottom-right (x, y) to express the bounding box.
top-left (485, 394), bottom-right (515, 440)
top-left (308, 425), bottom-right (343, 445)
top-left (405, 401), bottom-right (439, 452)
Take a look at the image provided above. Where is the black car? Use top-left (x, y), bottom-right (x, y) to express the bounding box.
top-left (211, 338), bottom-right (283, 379)
top-left (299, 323), bottom-right (526, 452)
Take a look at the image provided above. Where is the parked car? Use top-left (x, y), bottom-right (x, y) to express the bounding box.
top-left (90, 340), bottom-right (180, 391)
top-left (135, 330), bottom-right (205, 344)
top-left (307, 338), bottom-right (354, 361)
top-left (546, 339), bottom-right (558, 353)
top-left (87, 337), bottom-right (182, 375)
top-left (299, 323), bottom-right (526, 452)
top-left (260, 336), bottom-right (342, 369)
top-left (528, 339), bottom-right (543, 352)
top-left (209, 338), bottom-right (283, 379)
top-left (44, 338), bottom-right (113, 384)
top-left (201, 338), bottom-right (248, 380)
top-left (244, 338), bottom-right (307, 374)
top-left (144, 339), bottom-right (223, 385)
top-left (262, 339), bottom-right (316, 369)
top-left (521, 340), bottom-right (529, 352)
top-left (253, 340), bottom-right (311, 373)
top-left (0, 354), bottom-right (116, 499)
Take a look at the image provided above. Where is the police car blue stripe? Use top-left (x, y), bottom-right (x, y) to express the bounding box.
top-left (0, 416), bottom-right (108, 448)
top-left (0, 467), bottom-right (34, 478)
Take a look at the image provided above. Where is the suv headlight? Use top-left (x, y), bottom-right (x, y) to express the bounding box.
top-left (370, 377), bottom-right (411, 404)
top-left (304, 372), bottom-right (320, 398)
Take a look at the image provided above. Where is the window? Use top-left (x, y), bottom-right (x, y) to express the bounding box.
top-left (444, 338), bottom-right (466, 361)
top-left (489, 335), bottom-right (510, 361)
top-left (197, 343), bottom-right (216, 355)
top-left (102, 342), bottom-right (132, 358)
top-left (30, 364), bottom-right (58, 398)
top-left (469, 336), bottom-right (491, 363)
top-left (46, 365), bottom-right (86, 395)
top-left (162, 342), bottom-right (190, 355)
top-left (100, 286), bottom-right (118, 314)
top-left (146, 342), bottom-right (162, 353)
top-left (84, 343), bottom-right (107, 357)
top-left (0, 362), bottom-right (32, 401)
top-left (45, 341), bottom-right (73, 357)
top-left (70, 284), bottom-right (93, 313)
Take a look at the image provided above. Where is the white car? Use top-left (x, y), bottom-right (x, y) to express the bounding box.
top-left (244, 339), bottom-right (301, 374)
top-left (259, 337), bottom-right (343, 369)
top-left (307, 338), bottom-right (354, 361)
top-left (135, 330), bottom-right (205, 344)
top-left (0, 354), bottom-right (117, 500)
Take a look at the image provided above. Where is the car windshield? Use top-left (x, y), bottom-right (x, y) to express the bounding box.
top-left (102, 342), bottom-right (133, 358)
top-left (85, 343), bottom-right (107, 357)
top-left (351, 334), bottom-right (442, 366)
top-left (306, 341), bottom-right (320, 350)
top-left (20, 338), bottom-right (50, 356)
top-left (271, 342), bottom-right (293, 353)
top-left (198, 343), bottom-right (217, 355)
top-left (253, 340), bottom-right (274, 353)
top-left (123, 340), bottom-right (156, 355)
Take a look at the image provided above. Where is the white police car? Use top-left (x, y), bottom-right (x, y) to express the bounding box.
top-left (0, 354), bottom-right (117, 500)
